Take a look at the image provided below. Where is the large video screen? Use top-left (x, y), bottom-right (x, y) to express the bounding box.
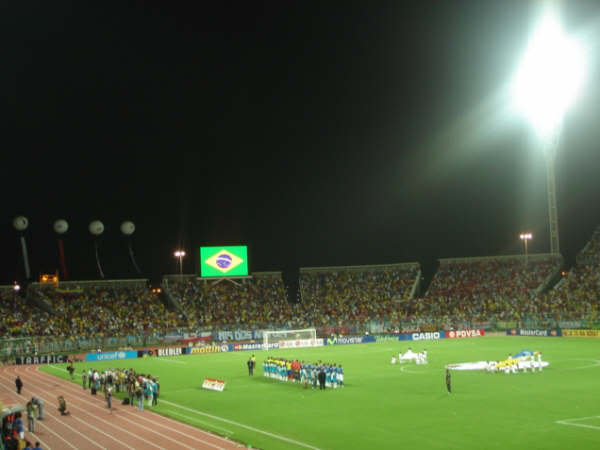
top-left (200, 246), bottom-right (249, 277)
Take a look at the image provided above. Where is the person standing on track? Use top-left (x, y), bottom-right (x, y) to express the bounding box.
top-left (106, 386), bottom-right (113, 411)
top-left (32, 397), bottom-right (44, 420)
top-left (82, 370), bottom-right (87, 390)
top-left (128, 377), bottom-right (135, 406)
top-left (152, 378), bottom-right (158, 406)
top-left (26, 400), bottom-right (36, 432)
top-left (136, 381), bottom-right (144, 411)
top-left (16, 375), bottom-right (23, 395)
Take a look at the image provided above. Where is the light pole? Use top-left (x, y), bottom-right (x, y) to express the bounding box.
top-left (174, 250), bottom-right (186, 277)
top-left (520, 233), bottom-right (532, 263)
top-left (13, 283), bottom-right (20, 310)
top-left (512, 7), bottom-right (586, 255)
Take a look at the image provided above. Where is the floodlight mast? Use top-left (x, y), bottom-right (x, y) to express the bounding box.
top-left (545, 133), bottom-right (560, 255)
top-left (513, 8), bottom-right (585, 255)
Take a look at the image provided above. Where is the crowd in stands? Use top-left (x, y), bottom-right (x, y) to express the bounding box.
top-left (0, 284), bottom-right (178, 341)
top-left (420, 257), bottom-right (561, 325)
top-left (4, 234), bottom-right (600, 343)
top-left (32, 285), bottom-right (177, 338)
top-left (293, 266), bottom-right (418, 328)
top-left (538, 264), bottom-right (600, 322)
top-left (0, 289), bottom-right (53, 338)
top-left (577, 226), bottom-right (600, 263)
top-left (168, 274), bottom-right (291, 329)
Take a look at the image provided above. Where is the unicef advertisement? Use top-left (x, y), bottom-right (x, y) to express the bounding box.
top-left (85, 350), bottom-right (138, 361)
top-left (200, 246), bottom-right (249, 277)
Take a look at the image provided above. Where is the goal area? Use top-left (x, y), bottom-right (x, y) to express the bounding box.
top-left (263, 328), bottom-right (317, 350)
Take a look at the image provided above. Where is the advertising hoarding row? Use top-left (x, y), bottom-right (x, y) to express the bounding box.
top-left (506, 329), bottom-right (562, 337)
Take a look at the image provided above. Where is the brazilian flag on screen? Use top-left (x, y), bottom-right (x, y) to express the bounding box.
top-left (200, 246), bottom-right (249, 277)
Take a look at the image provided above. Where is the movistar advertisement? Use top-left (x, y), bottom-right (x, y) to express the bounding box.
top-left (200, 246), bottom-right (249, 277)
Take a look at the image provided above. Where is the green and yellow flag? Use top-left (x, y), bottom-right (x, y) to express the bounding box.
top-left (200, 246), bottom-right (248, 277)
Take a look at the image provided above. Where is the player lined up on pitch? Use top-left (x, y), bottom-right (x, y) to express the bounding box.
top-left (486, 351), bottom-right (545, 374)
top-left (263, 357), bottom-right (344, 389)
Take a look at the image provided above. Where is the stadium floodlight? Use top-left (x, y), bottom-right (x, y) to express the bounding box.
top-left (511, 7), bottom-right (586, 255)
top-left (512, 10), bottom-right (585, 141)
top-left (13, 283), bottom-right (20, 309)
top-left (174, 250), bottom-right (186, 276)
top-left (520, 233), bottom-right (533, 263)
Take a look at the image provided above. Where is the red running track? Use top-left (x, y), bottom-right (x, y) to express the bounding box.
top-left (0, 365), bottom-right (246, 450)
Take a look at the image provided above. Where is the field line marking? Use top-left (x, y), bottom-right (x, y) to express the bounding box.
top-left (154, 358), bottom-right (188, 364)
top-left (555, 415), bottom-right (600, 422)
top-left (163, 388), bottom-right (198, 394)
top-left (164, 409), bottom-right (234, 435)
top-left (161, 399), bottom-right (322, 449)
top-left (557, 359), bottom-right (600, 371)
top-left (556, 421), bottom-right (600, 430)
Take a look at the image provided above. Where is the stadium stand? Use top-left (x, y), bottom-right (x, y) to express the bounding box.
top-left (0, 285), bottom-right (53, 338)
top-left (164, 272), bottom-right (291, 329)
top-left (421, 254), bottom-right (562, 327)
top-left (6, 224), bottom-right (600, 350)
top-left (540, 227), bottom-right (600, 323)
top-left (29, 280), bottom-right (177, 338)
top-left (294, 263), bottom-right (420, 329)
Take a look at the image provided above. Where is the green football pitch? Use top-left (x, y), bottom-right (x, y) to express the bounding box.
top-left (41, 337), bottom-right (600, 450)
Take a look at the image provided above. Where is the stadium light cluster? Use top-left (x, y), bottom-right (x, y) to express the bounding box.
top-left (512, 8), bottom-right (586, 141)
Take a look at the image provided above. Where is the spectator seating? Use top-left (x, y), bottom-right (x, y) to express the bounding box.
top-left (30, 280), bottom-right (176, 338)
top-left (294, 263), bottom-right (420, 328)
top-left (422, 254), bottom-right (562, 325)
top-left (165, 272), bottom-right (291, 329)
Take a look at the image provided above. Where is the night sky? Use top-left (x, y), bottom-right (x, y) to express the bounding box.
top-left (4, 1), bottom-right (600, 286)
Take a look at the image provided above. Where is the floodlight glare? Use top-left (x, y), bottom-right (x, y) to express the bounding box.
top-left (512, 10), bottom-right (586, 140)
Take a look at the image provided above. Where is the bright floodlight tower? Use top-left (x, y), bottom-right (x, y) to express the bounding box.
top-left (512, 7), bottom-right (586, 255)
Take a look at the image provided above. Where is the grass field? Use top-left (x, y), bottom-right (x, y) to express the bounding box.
top-left (41, 336), bottom-right (600, 450)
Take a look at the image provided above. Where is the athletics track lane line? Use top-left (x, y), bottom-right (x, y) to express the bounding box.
top-left (38, 366), bottom-right (239, 449)
top-left (23, 366), bottom-right (232, 450)
top-left (29, 365), bottom-right (243, 450)
top-left (0, 368), bottom-right (93, 450)
top-left (0, 367), bottom-right (56, 450)
top-left (43, 365), bottom-right (244, 448)
top-left (5, 367), bottom-right (163, 449)
top-left (3, 368), bottom-right (170, 450)
top-left (0, 370), bottom-right (120, 450)
top-left (39, 363), bottom-right (320, 449)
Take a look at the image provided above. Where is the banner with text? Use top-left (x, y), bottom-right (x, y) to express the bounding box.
top-left (85, 350), bottom-right (138, 362)
top-left (16, 354), bottom-right (68, 365)
top-left (202, 378), bottom-right (226, 392)
top-left (278, 338), bottom-right (324, 349)
top-left (562, 329), bottom-right (600, 338)
top-left (398, 331), bottom-right (446, 341)
top-left (445, 329), bottom-right (485, 339)
top-left (506, 329), bottom-right (562, 337)
top-left (215, 330), bottom-right (264, 342)
top-left (190, 345), bottom-right (226, 355)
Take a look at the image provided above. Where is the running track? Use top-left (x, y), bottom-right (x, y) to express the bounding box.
top-left (0, 365), bottom-right (246, 449)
